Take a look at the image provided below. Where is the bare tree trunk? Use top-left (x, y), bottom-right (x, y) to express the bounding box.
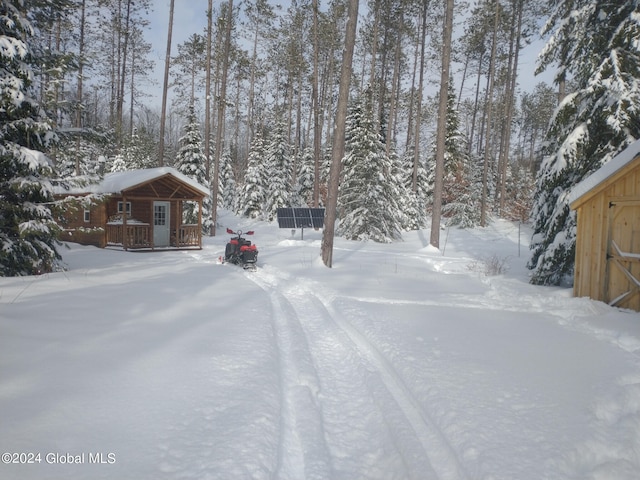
top-left (386, 11), bottom-right (403, 156)
top-left (412, 2), bottom-right (428, 192)
top-left (480, 1), bottom-right (500, 226)
top-left (75, 0), bottom-right (86, 175)
top-left (205, 0), bottom-right (213, 229)
top-left (430, 0), bottom-right (455, 248)
top-left (321, 0), bottom-right (359, 268)
top-left (312, 0), bottom-right (321, 207)
top-left (498, 0), bottom-right (523, 215)
top-left (128, 40), bottom-right (135, 137)
top-left (117, 0), bottom-right (132, 138)
top-left (405, 18), bottom-right (420, 152)
top-left (468, 51), bottom-right (484, 156)
top-left (158, 0), bottom-right (175, 166)
top-left (212, 0), bottom-right (234, 236)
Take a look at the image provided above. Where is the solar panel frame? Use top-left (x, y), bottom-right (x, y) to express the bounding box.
top-left (277, 207), bottom-right (325, 229)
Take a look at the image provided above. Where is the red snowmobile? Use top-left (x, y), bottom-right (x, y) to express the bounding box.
top-left (221, 228), bottom-right (258, 271)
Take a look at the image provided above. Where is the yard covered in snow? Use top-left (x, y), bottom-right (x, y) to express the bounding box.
top-left (1, 211), bottom-right (639, 480)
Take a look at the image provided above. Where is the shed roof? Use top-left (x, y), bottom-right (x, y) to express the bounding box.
top-left (569, 139), bottom-right (640, 208)
top-left (55, 167), bottom-right (210, 197)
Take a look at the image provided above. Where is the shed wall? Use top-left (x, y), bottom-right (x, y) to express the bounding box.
top-left (573, 159), bottom-right (640, 310)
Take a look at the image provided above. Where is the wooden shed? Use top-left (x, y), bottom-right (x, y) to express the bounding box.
top-left (569, 139), bottom-right (640, 311)
top-left (55, 167), bottom-right (209, 250)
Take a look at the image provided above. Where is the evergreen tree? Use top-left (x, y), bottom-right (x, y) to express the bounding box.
top-left (238, 131), bottom-right (267, 219)
top-left (220, 148), bottom-right (237, 211)
top-left (440, 83), bottom-right (480, 228)
top-left (293, 146), bottom-right (314, 207)
top-left (175, 104), bottom-right (211, 232)
top-left (122, 127), bottom-right (154, 170)
top-left (529, 0), bottom-right (640, 285)
top-left (264, 122), bottom-right (292, 221)
top-left (110, 154), bottom-right (127, 173)
top-left (401, 146), bottom-right (429, 231)
top-left (337, 94), bottom-right (403, 243)
top-left (0, 0), bottom-right (60, 276)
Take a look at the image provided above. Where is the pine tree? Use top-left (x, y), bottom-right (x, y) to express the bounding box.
top-left (238, 131), bottom-right (267, 219)
top-left (175, 104), bottom-right (211, 232)
top-left (122, 127), bottom-right (154, 170)
top-left (110, 154), bottom-right (127, 173)
top-left (401, 146), bottom-right (429, 230)
top-left (220, 148), bottom-right (236, 211)
top-left (264, 122), bottom-right (292, 221)
top-left (440, 82), bottom-right (480, 228)
top-left (0, 0), bottom-right (60, 275)
top-left (293, 146), bottom-right (314, 207)
top-left (529, 0), bottom-right (640, 285)
top-left (337, 94), bottom-right (403, 243)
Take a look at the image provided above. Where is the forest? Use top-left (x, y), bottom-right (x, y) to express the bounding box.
top-left (1, 0), bottom-right (639, 284)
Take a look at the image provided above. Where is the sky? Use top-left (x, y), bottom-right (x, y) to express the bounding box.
top-left (141, 1), bottom-right (556, 109)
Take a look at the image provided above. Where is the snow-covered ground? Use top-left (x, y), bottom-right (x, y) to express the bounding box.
top-left (1, 211), bottom-right (640, 480)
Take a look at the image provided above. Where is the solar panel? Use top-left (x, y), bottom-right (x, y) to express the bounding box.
top-left (310, 208), bottom-right (325, 228)
top-left (277, 208), bottom-right (325, 229)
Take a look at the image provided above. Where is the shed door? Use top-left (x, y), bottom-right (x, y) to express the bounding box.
top-left (606, 201), bottom-right (640, 309)
top-left (153, 201), bottom-right (170, 247)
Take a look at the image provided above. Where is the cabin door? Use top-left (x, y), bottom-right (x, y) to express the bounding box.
top-left (153, 201), bottom-right (171, 247)
top-left (606, 201), bottom-right (640, 310)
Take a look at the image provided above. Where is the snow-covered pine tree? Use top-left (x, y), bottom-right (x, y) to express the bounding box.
top-left (387, 145), bottom-right (410, 230)
top-left (337, 94), bottom-right (403, 242)
top-left (220, 148), bottom-right (237, 211)
top-left (528, 0), bottom-right (640, 285)
top-left (264, 122), bottom-right (292, 221)
top-left (110, 154), bottom-right (127, 172)
top-left (293, 146), bottom-right (315, 207)
top-left (440, 82), bottom-right (480, 228)
top-left (122, 127), bottom-right (155, 170)
top-left (175, 104), bottom-right (212, 233)
top-left (238, 131), bottom-right (267, 219)
top-left (401, 146), bottom-right (429, 230)
top-left (0, 0), bottom-right (60, 275)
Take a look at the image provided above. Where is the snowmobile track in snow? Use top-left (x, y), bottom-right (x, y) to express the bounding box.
top-left (249, 266), bottom-right (470, 480)
top-left (249, 270), bottom-right (332, 480)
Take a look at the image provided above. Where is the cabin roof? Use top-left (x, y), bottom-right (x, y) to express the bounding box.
top-left (54, 167), bottom-right (210, 197)
top-left (569, 138), bottom-right (640, 208)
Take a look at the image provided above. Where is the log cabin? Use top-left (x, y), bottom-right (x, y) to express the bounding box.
top-left (569, 139), bottom-right (640, 311)
top-left (54, 167), bottom-right (209, 250)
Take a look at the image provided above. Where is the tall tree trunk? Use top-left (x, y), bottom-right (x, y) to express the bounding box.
top-left (498, 0), bottom-right (523, 215)
top-left (321, 0), bottom-right (359, 268)
top-left (158, 0), bottom-right (175, 166)
top-left (405, 16), bottom-right (420, 152)
top-left (75, 0), bottom-right (86, 175)
top-left (480, 1), bottom-right (500, 226)
top-left (205, 0), bottom-right (213, 218)
top-left (312, 0), bottom-right (321, 207)
top-left (117, 0), bottom-right (132, 138)
top-left (212, 0), bottom-right (234, 236)
top-left (246, 24), bottom-right (259, 157)
top-left (468, 50), bottom-right (484, 156)
top-left (430, 0), bottom-right (455, 248)
top-left (128, 36), bottom-right (135, 137)
top-left (412, 2), bottom-right (428, 193)
top-left (386, 11), bottom-right (403, 156)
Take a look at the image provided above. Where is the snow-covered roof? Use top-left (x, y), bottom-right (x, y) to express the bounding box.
top-left (55, 167), bottom-right (210, 197)
top-left (568, 138), bottom-right (640, 207)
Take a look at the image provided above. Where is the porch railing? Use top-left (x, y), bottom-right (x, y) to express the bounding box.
top-left (106, 223), bottom-right (200, 249)
top-left (106, 223), bottom-right (151, 249)
top-left (176, 224), bottom-right (200, 248)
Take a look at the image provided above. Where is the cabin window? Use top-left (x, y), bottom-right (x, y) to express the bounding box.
top-left (117, 201), bottom-right (131, 214)
top-left (83, 209), bottom-right (90, 223)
